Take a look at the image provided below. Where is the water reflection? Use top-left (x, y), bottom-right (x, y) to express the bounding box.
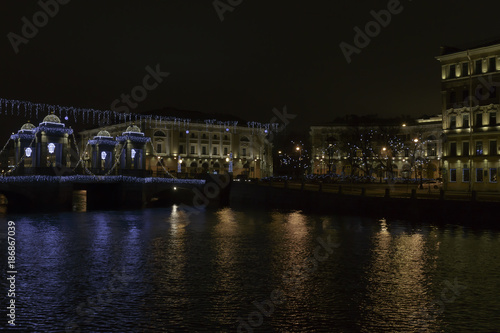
top-left (72, 190), bottom-right (87, 212)
top-left (0, 193), bottom-right (7, 216)
top-left (0, 209), bottom-right (499, 332)
top-left (362, 219), bottom-right (433, 331)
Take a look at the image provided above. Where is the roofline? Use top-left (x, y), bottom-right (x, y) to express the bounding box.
top-left (436, 43), bottom-right (500, 62)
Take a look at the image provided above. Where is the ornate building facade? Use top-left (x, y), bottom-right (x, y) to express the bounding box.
top-left (78, 119), bottom-right (273, 179)
top-left (437, 42), bottom-right (500, 191)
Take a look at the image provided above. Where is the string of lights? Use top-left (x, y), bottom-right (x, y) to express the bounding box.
top-left (147, 140), bottom-right (176, 179)
top-left (0, 97), bottom-right (277, 133)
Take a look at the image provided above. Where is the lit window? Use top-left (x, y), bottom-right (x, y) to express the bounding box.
top-left (476, 141), bottom-right (483, 156)
top-left (48, 143), bottom-right (56, 154)
top-left (490, 168), bottom-right (497, 183)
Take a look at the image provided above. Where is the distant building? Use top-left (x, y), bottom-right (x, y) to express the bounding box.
top-left (78, 109), bottom-right (273, 179)
top-left (309, 115), bottom-right (443, 180)
top-left (436, 41), bottom-right (500, 191)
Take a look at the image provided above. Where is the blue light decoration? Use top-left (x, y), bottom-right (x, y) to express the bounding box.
top-left (178, 159), bottom-right (182, 173)
top-left (186, 130), bottom-right (190, 134)
top-left (48, 143), bottom-right (56, 154)
top-left (25, 147), bottom-right (32, 158)
top-left (131, 149), bottom-right (136, 159)
top-left (0, 175), bottom-right (206, 185)
top-left (101, 151), bottom-right (107, 160)
top-left (0, 97), bottom-right (277, 133)
top-left (229, 152), bottom-right (233, 173)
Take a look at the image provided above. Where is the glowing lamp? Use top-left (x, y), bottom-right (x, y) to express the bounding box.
top-left (48, 143), bottom-right (56, 154)
top-left (131, 149), bottom-right (136, 159)
top-left (25, 147), bottom-right (32, 158)
top-left (101, 151), bottom-right (107, 160)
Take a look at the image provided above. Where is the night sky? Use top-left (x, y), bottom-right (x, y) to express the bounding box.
top-left (2, 0), bottom-right (500, 136)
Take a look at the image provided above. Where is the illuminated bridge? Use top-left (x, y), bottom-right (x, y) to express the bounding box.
top-left (0, 174), bottom-right (233, 212)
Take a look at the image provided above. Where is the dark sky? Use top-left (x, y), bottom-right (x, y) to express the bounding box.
top-left (1, 0), bottom-right (500, 135)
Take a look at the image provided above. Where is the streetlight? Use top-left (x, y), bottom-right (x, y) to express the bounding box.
top-left (296, 146), bottom-right (302, 178)
top-left (413, 138), bottom-right (424, 189)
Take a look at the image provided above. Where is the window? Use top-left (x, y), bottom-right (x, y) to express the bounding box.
top-left (476, 141), bottom-right (483, 156)
top-left (491, 168), bottom-right (497, 182)
top-left (489, 57), bottom-right (497, 72)
top-left (404, 149), bottom-right (409, 157)
top-left (475, 59), bottom-right (483, 74)
top-left (190, 133), bottom-right (195, 139)
top-left (490, 112), bottom-right (497, 125)
top-left (462, 114), bottom-right (469, 128)
top-left (202, 146), bottom-right (207, 155)
top-left (213, 134), bottom-right (218, 139)
top-left (450, 115), bottom-right (456, 129)
top-left (462, 89), bottom-right (469, 101)
top-left (190, 146), bottom-right (195, 154)
top-left (242, 148), bottom-right (247, 156)
top-left (476, 113), bottom-right (483, 127)
top-left (449, 64), bottom-right (456, 78)
top-left (213, 147), bottom-right (217, 155)
top-left (462, 142), bottom-right (469, 157)
top-left (450, 169), bottom-right (457, 182)
top-left (490, 140), bottom-right (497, 155)
top-left (449, 142), bottom-right (457, 156)
top-left (491, 86), bottom-right (497, 98)
top-left (202, 134), bottom-right (206, 139)
top-left (476, 168), bottom-right (483, 182)
top-left (462, 62), bottom-right (469, 76)
top-left (463, 168), bottom-right (470, 182)
top-left (156, 143), bottom-right (162, 154)
top-left (179, 132), bottom-right (184, 138)
top-left (224, 147), bottom-right (228, 155)
top-left (450, 91), bottom-right (457, 104)
top-left (179, 145), bottom-right (184, 154)
top-left (427, 142), bottom-right (437, 156)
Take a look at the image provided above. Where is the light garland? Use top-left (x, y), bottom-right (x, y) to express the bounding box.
top-left (0, 97), bottom-right (277, 132)
top-left (147, 140), bottom-right (176, 179)
top-left (0, 175), bottom-right (205, 185)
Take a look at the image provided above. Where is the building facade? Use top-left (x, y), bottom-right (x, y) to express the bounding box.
top-left (79, 119), bottom-right (273, 179)
top-left (437, 42), bottom-right (500, 191)
top-left (310, 116), bottom-right (443, 180)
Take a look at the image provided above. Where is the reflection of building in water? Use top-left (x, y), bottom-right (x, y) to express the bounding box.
top-left (10, 114), bottom-right (73, 175)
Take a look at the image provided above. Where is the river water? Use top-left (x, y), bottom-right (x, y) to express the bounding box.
top-left (0, 205), bottom-right (499, 332)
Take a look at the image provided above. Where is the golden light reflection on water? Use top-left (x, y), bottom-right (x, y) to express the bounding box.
top-left (270, 210), bottom-right (315, 306)
top-left (146, 206), bottom-right (189, 324)
top-left (0, 194), bottom-right (7, 216)
top-left (72, 190), bottom-right (87, 212)
top-left (361, 219), bottom-right (434, 331)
